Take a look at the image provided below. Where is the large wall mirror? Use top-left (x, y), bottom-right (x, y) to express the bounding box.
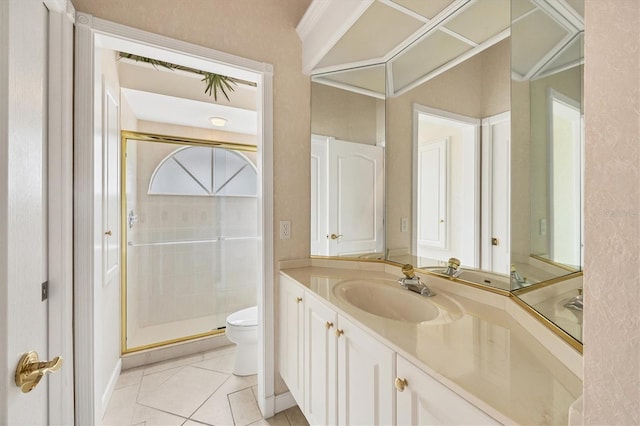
top-left (306, 0), bottom-right (583, 345)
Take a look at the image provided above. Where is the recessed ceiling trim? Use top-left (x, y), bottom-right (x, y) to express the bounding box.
top-left (541, 0), bottom-right (584, 30)
top-left (532, 0), bottom-right (582, 32)
top-left (311, 57), bottom-right (388, 76)
top-left (512, 5), bottom-right (539, 24)
top-left (298, 0), bottom-right (374, 74)
top-left (312, 76), bottom-right (385, 100)
top-left (390, 28), bottom-right (511, 97)
top-left (522, 31), bottom-right (575, 80)
top-left (440, 27), bottom-right (479, 47)
top-left (381, 0), bottom-right (473, 64)
top-left (534, 57), bottom-right (583, 81)
top-left (378, 0), bottom-right (429, 23)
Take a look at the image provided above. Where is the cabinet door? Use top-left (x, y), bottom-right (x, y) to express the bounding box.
top-left (396, 356), bottom-right (500, 425)
top-left (337, 316), bottom-right (395, 425)
top-left (304, 294), bottom-right (338, 425)
top-left (279, 275), bottom-right (305, 407)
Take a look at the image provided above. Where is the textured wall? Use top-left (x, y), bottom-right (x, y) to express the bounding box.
top-left (583, 0), bottom-right (640, 423)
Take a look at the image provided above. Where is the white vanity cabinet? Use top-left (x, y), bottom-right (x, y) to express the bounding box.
top-left (303, 292), bottom-right (338, 425)
top-left (395, 355), bottom-right (500, 425)
top-left (279, 275), bottom-right (305, 407)
top-left (336, 314), bottom-right (395, 425)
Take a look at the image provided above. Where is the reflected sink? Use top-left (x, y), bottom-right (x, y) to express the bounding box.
top-left (332, 280), bottom-right (463, 324)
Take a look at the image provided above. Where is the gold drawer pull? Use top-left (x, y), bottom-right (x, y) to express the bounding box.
top-left (326, 321), bottom-right (334, 329)
top-left (395, 377), bottom-right (408, 392)
top-left (335, 329), bottom-right (344, 337)
top-left (296, 297), bottom-right (302, 303)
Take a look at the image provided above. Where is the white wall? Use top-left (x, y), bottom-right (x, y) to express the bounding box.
top-left (583, 0), bottom-right (640, 423)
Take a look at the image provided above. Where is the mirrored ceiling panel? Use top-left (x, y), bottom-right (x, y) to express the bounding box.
top-left (313, 64), bottom-right (386, 99)
top-left (536, 32), bottom-right (583, 79)
top-left (444, 0), bottom-right (510, 44)
top-left (316, 1), bottom-right (424, 69)
top-left (511, 9), bottom-right (570, 78)
top-left (390, 0), bottom-right (457, 19)
top-left (390, 29), bottom-right (472, 93)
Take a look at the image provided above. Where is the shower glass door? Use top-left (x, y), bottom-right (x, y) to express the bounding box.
top-left (122, 132), bottom-right (259, 352)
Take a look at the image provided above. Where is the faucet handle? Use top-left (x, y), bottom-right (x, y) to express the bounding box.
top-left (401, 264), bottom-right (415, 278)
top-left (447, 258), bottom-right (460, 269)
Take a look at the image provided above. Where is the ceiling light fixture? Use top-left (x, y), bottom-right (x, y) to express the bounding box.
top-left (209, 117), bottom-right (227, 127)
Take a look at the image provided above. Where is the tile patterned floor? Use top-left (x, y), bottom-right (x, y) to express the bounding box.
top-left (102, 346), bottom-right (309, 426)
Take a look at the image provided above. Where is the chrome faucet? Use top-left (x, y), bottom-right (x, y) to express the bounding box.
top-left (443, 257), bottom-right (462, 278)
top-left (510, 265), bottom-right (527, 289)
top-left (564, 288), bottom-right (583, 311)
top-left (398, 264), bottom-right (435, 297)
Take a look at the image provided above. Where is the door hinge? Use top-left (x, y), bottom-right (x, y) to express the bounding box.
top-left (41, 281), bottom-right (48, 301)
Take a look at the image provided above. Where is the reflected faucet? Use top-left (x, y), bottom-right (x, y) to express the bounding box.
top-left (510, 265), bottom-right (527, 289)
top-left (443, 257), bottom-right (462, 278)
top-left (564, 288), bottom-right (583, 311)
top-left (398, 264), bottom-right (435, 297)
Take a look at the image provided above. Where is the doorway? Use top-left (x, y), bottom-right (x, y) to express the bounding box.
top-left (74, 16), bottom-right (275, 424)
top-left (412, 105), bottom-right (481, 268)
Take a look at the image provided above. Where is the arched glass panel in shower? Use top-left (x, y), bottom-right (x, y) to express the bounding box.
top-left (122, 132), bottom-right (258, 352)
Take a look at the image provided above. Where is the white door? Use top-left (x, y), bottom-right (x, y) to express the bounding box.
top-left (304, 293), bottom-right (338, 425)
top-left (327, 139), bottom-right (384, 256)
top-left (336, 315), bottom-right (395, 425)
top-left (0, 0), bottom-right (73, 423)
top-left (481, 113), bottom-right (511, 275)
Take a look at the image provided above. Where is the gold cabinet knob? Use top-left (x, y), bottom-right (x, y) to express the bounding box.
top-left (325, 321), bottom-right (334, 329)
top-left (15, 351), bottom-right (63, 393)
top-left (395, 377), bottom-right (408, 392)
top-left (296, 297), bottom-right (303, 303)
top-left (335, 329), bottom-right (344, 337)
top-left (105, 230), bottom-right (112, 236)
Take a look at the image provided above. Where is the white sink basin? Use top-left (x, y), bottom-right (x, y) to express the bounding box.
top-left (332, 280), bottom-right (463, 324)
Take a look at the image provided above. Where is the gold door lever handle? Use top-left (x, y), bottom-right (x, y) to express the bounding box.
top-left (105, 230), bottom-right (112, 236)
top-left (328, 234), bottom-right (343, 240)
top-left (15, 351), bottom-right (63, 393)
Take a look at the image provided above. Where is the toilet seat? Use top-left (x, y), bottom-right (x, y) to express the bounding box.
top-left (226, 306), bottom-right (257, 327)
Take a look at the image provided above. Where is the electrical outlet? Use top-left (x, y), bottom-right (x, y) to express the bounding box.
top-left (401, 217), bottom-right (409, 232)
top-left (280, 220), bottom-right (291, 240)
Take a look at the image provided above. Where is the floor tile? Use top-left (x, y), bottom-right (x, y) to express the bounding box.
top-left (202, 345), bottom-right (236, 360)
top-left (102, 384), bottom-right (139, 426)
top-left (228, 388), bottom-right (263, 426)
top-left (248, 411), bottom-right (290, 426)
top-left (143, 354), bottom-right (204, 375)
top-left (137, 366), bottom-right (184, 400)
top-left (131, 404), bottom-right (186, 425)
top-left (283, 405), bottom-right (309, 426)
top-left (189, 377), bottom-right (240, 425)
top-left (137, 366), bottom-right (228, 418)
top-left (182, 420), bottom-right (212, 426)
top-left (115, 369), bottom-right (144, 390)
top-left (191, 352), bottom-right (236, 374)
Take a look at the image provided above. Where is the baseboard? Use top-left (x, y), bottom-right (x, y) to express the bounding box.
top-left (101, 358), bottom-right (122, 419)
top-left (274, 392), bottom-right (297, 413)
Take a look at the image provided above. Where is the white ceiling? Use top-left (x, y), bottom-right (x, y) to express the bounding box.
top-left (118, 58), bottom-right (258, 135)
top-left (304, 0), bottom-right (584, 98)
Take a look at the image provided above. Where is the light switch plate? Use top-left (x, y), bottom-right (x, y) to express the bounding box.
top-left (401, 217), bottom-right (409, 233)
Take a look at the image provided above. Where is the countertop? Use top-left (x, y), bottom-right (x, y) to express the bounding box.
top-left (280, 265), bottom-right (582, 426)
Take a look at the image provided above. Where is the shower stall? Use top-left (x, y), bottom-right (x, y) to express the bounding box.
top-left (121, 131), bottom-right (259, 352)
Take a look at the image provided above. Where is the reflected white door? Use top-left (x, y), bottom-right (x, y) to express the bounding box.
top-left (311, 135), bottom-right (384, 256)
top-left (327, 139), bottom-right (384, 256)
top-left (481, 112), bottom-right (511, 275)
top-left (417, 138), bottom-right (449, 251)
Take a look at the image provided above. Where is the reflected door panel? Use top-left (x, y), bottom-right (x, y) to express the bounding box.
top-left (417, 138), bottom-right (448, 251)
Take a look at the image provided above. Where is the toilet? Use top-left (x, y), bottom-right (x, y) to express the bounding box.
top-left (225, 306), bottom-right (258, 376)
